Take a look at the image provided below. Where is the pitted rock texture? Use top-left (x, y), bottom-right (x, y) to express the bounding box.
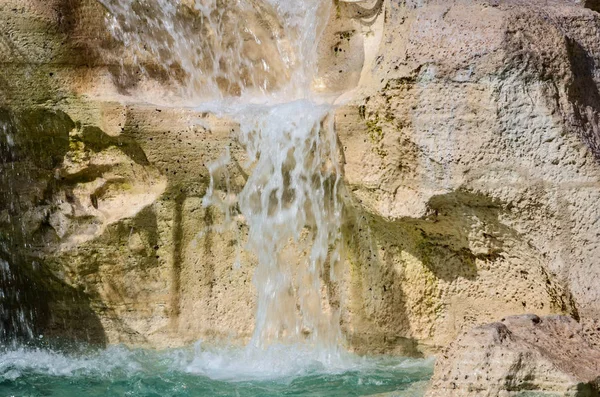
top-left (0, 0), bottom-right (599, 357)
top-left (335, 0), bottom-right (600, 352)
top-left (425, 315), bottom-right (600, 396)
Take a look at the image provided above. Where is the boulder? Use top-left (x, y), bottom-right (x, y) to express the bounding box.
top-left (426, 315), bottom-right (600, 396)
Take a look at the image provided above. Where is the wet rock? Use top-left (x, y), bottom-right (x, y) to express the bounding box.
top-left (1, 0), bottom-right (600, 356)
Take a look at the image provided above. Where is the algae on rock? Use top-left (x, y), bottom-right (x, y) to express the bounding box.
top-left (0, 0), bottom-right (599, 360)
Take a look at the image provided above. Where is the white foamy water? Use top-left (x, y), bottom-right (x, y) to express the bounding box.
top-left (185, 343), bottom-right (379, 381)
top-left (98, 0), bottom-right (330, 103)
top-left (0, 346), bottom-right (142, 381)
top-left (203, 100), bottom-right (344, 350)
top-left (99, 0), bottom-right (346, 354)
top-left (0, 344), bottom-right (433, 383)
top-left (0, 344), bottom-right (434, 396)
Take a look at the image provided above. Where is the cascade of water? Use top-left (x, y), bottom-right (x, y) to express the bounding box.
top-left (99, 0), bottom-right (344, 352)
top-left (0, 117), bottom-right (37, 344)
top-left (216, 101), bottom-right (343, 350)
top-left (98, 0), bottom-right (329, 102)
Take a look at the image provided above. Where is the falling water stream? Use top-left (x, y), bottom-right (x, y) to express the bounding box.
top-left (101, 0), bottom-right (347, 351)
top-left (0, 0), bottom-right (433, 395)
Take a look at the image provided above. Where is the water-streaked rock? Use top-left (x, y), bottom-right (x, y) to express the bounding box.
top-left (0, 0), bottom-right (599, 361)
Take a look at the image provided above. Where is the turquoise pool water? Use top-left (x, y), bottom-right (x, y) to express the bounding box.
top-left (0, 344), bottom-right (433, 396)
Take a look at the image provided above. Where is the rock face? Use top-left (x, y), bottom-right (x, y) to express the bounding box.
top-left (0, 0), bottom-right (256, 346)
top-left (425, 315), bottom-right (600, 396)
top-left (0, 0), bottom-right (599, 358)
top-left (335, 0), bottom-right (600, 352)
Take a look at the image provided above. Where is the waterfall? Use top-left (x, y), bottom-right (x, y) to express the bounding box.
top-left (214, 101), bottom-right (343, 350)
top-left (0, 115), bottom-right (43, 345)
top-left (99, 0), bottom-right (330, 102)
top-left (99, 0), bottom-right (345, 351)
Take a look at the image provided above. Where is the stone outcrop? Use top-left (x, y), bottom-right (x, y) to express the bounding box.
top-left (334, 0), bottom-right (600, 352)
top-left (425, 314), bottom-right (600, 396)
top-left (0, 0), bottom-right (599, 362)
top-left (0, 0), bottom-right (254, 346)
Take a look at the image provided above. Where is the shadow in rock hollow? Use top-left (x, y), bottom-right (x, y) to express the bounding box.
top-left (565, 37), bottom-right (600, 160)
top-left (0, 107), bottom-right (152, 346)
top-left (341, 203), bottom-right (423, 357)
top-left (341, 189), bottom-right (580, 355)
top-left (584, 0), bottom-right (600, 13)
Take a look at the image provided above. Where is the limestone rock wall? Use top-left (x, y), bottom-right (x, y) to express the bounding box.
top-left (332, 0), bottom-right (600, 353)
top-left (0, 0), bottom-right (599, 356)
top-left (0, 0), bottom-right (256, 347)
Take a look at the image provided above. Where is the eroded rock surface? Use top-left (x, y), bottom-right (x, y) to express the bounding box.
top-left (425, 315), bottom-right (600, 396)
top-left (335, 0), bottom-right (600, 352)
top-left (0, 0), bottom-right (599, 358)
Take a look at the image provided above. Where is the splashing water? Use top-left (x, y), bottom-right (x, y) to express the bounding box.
top-left (0, 116), bottom-right (38, 344)
top-left (0, 1), bottom-right (437, 395)
top-left (202, 100), bottom-right (344, 351)
top-left (99, 0), bottom-right (330, 102)
top-left (0, 344), bottom-right (434, 396)
top-left (0, 259), bottom-right (35, 342)
top-left (99, 0), bottom-right (347, 353)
